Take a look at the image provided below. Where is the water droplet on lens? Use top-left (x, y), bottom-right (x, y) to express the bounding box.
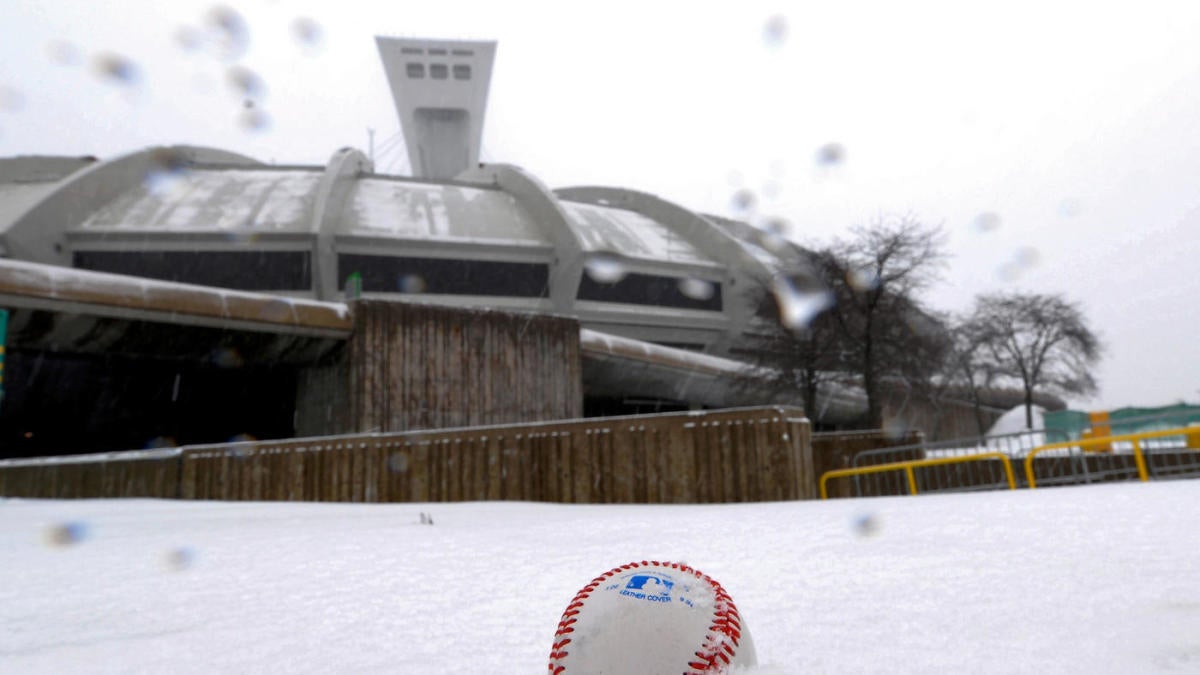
top-left (226, 65), bottom-right (266, 100)
top-left (144, 436), bottom-right (177, 449)
top-left (584, 253), bottom-right (627, 283)
top-left (972, 211), bottom-right (1001, 233)
top-left (208, 347), bottom-right (244, 368)
top-left (205, 5), bottom-right (250, 60)
top-left (678, 278), bottom-right (715, 301)
top-left (258, 299), bottom-right (293, 322)
top-left (398, 274), bottom-right (426, 293)
top-left (1014, 246), bottom-right (1040, 268)
top-left (996, 261), bottom-right (1021, 281)
top-left (144, 148), bottom-right (192, 197)
top-left (291, 17), bottom-right (324, 54)
top-left (387, 453), bottom-right (410, 473)
top-left (0, 86), bottom-right (25, 113)
top-left (93, 53), bottom-right (140, 86)
top-left (772, 275), bottom-right (834, 330)
top-left (45, 40), bottom-right (81, 66)
top-left (730, 188), bottom-right (756, 213)
top-left (763, 15), bottom-right (788, 47)
top-left (164, 547), bottom-right (196, 571)
top-left (237, 107), bottom-right (271, 133)
top-left (852, 513), bottom-right (881, 538)
top-left (1058, 198), bottom-right (1081, 218)
top-left (883, 415), bottom-right (910, 440)
top-left (846, 266), bottom-right (880, 292)
top-left (175, 26), bottom-right (203, 51)
top-left (815, 142), bottom-right (845, 166)
top-left (45, 522), bottom-right (89, 547)
top-left (756, 218), bottom-right (791, 253)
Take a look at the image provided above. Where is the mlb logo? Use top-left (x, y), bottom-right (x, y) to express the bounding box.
top-left (625, 573), bottom-right (674, 598)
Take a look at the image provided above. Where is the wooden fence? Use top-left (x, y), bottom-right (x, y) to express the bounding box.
top-left (0, 406), bottom-right (813, 504)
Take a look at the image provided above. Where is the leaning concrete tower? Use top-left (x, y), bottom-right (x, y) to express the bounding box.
top-left (375, 36), bottom-right (497, 180)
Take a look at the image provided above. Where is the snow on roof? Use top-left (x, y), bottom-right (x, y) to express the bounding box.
top-left (580, 328), bottom-right (747, 377)
top-left (75, 169), bottom-right (322, 233)
top-left (562, 202), bottom-right (715, 266)
top-left (0, 258), bottom-right (351, 332)
top-left (340, 178), bottom-right (549, 247)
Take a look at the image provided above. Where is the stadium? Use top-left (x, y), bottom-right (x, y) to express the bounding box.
top-left (0, 37), bottom-right (1011, 457)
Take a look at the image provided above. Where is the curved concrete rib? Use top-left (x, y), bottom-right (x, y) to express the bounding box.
top-left (457, 163), bottom-right (584, 312)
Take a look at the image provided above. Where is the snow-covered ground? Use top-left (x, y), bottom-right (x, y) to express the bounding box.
top-left (2, 482), bottom-right (1199, 673)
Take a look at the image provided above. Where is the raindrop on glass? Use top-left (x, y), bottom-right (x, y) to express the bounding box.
top-left (237, 107), bottom-right (271, 133)
top-left (164, 547), bottom-right (196, 572)
top-left (144, 147), bottom-right (192, 197)
top-left (398, 274), bottom-right (427, 293)
top-left (45, 40), bottom-right (81, 66)
top-left (1058, 198), bottom-right (1082, 218)
top-left (1014, 246), bottom-right (1040, 269)
top-left (93, 53), bottom-right (140, 86)
top-left (815, 142), bottom-right (845, 167)
top-left (883, 415), bottom-right (909, 440)
top-left (258, 299), bottom-right (293, 322)
top-left (972, 211), bottom-right (1001, 233)
top-left (756, 217), bottom-right (791, 253)
top-left (584, 253), bottom-right (627, 284)
top-left (846, 266), bottom-right (880, 292)
top-left (772, 276), bottom-right (834, 330)
top-left (226, 65), bottom-right (266, 100)
top-left (205, 5), bottom-right (250, 61)
top-left (996, 261), bottom-right (1021, 282)
top-left (0, 86), bottom-right (24, 113)
top-left (852, 513), bottom-right (881, 538)
top-left (678, 278), bottom-right (716, 301)
top-left (208, 346), bottom-right (244, 368)
top-left (291, 17), bottom-right (324, 54)
top-left (763, 15), bottom-right (788, 48)
top-left (175, 26), bottom-right (203, 52)
top-left (730, 188), bottom-right (756, 214)
top-left (387, 453), bottom-right (410, 473)
top-left (45, 522), bottom-right (89, 547)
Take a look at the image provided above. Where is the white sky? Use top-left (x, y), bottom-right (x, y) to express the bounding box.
top-left (2, 0), bottom-right (1198, 411)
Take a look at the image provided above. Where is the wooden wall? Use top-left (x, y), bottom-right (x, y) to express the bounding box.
top-left (0, 406), bottom-right (813, 504)
top-left (295, 300), bottom-right (583, 437)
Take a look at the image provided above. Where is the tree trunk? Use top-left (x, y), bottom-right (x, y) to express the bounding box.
top-left (1024, 386), bottom-right (1035, 430)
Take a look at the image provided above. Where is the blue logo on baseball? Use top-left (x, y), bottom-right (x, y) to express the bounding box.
top-left (618, 573), bottom-right (674, 603)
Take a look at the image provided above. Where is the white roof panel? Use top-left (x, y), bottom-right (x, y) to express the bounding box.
top-left (341, 178), bottom-right (549, 247)
top-left (76, 169), bottom-right (321, 232)
top-left (561, 202), bottom-right (714, 265)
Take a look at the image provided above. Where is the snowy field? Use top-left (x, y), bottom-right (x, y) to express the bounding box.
top-left (2, 482), bottom-right (1199, 674)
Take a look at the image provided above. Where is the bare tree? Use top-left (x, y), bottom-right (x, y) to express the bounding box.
top-left (943, 314), bottom-right (1004, 435)
top-left (824, 215), bottom-right (949, 426)
top-left (971, 292), bottom-right (1102, 429)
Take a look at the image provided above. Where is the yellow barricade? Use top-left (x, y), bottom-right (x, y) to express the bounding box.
top-left (1025, 426), bottom-right (1200, 488)
top-left (819, 452), bottom-right (1016, 499)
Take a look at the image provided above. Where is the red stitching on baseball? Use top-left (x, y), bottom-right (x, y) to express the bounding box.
top-left (547, 561), bottom-right (746, 673)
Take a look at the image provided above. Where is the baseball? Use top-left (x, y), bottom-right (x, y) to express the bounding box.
top-left (548, 560), bottom-right (757, 674)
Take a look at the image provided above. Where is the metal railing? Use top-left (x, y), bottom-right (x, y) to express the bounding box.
top-left (1025, 426), bottom-right (1200, 488)
top-left (820, 424), bottom-right (1200, 499)
top-left (820, 453), bottom-right (1016, 499)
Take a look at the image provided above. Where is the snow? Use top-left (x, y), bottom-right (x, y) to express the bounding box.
top-left (3, 482), bottom-right (1199, 673)
top-left (987, 405), bottom-right (1046, 437)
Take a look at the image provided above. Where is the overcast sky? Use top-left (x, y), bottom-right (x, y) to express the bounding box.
top-left (2, 0), bottom-right (1198, 411)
